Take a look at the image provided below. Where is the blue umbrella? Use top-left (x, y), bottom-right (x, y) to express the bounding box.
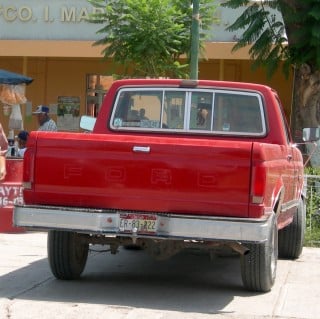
top-left (0, 69), bottom-right (33, 85)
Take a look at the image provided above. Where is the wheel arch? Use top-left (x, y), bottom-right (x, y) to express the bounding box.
top-left (271, 177), bottom-right (285, 216)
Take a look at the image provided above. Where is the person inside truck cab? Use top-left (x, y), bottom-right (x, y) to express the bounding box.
top-left (196, 103), bottom-right (212, 130)
top-left (32, 105), bottom-right (57, 131)
top-left (139, 108), bottom-right (149, 120)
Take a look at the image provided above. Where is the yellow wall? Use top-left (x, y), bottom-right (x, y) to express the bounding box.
top-left (0, 57), bottom-right (114, 133)
top-left (199, 59), bottom-right (293, 119)
top-left (0, 55), bottom-right (293, 136)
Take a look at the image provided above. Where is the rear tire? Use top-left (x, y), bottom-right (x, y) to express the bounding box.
top-left (278, 198), bottom-right (305, 259)
top-left (240, 215), bottom-right (278, 292)
top-left (47, 230), bottom-right (89, 280)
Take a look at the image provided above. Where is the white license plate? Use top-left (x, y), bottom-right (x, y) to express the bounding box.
top-left (119, 213), bottom-right (157, 234)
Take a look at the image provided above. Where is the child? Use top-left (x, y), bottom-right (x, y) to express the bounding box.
top-left (17, 130), bottom-right (29, 157)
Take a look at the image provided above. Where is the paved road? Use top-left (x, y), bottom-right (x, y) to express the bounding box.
top-left (0, 231), bottom-right (319, 319)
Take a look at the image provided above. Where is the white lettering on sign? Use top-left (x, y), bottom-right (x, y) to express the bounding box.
top-left (0, 5), bottom-right (33, 22)
top-left (44, 6), bottom-right (51, 22)
top-left (60, 7), bottom-right (94, 23)
top-left (0, 5), bottom-right (104, 23)
top-left (78, 7), bottom-right (90, 22)
top-left (61, 7), bottom-right (76, 22)
top-left (0, 185), bottom-right (24, 207)
top-left (19, 6), bottom-right (33, 22)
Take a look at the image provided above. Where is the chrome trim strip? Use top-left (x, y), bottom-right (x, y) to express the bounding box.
top-left (281, 199), bottom-right (299, 212)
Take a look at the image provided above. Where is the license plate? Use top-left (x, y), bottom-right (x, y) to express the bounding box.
top-left (119, 213), bottom-right (157, 234)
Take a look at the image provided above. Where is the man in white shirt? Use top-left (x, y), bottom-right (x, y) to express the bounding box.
top-left (32, 105), bottom-right (57, 131)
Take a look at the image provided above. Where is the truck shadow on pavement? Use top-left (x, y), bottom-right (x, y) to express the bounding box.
top-left (0, 246), bottom-right (261, 315)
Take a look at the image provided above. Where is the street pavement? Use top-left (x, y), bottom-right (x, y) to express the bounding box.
top-left (0, 230), bottom-right (319, 319)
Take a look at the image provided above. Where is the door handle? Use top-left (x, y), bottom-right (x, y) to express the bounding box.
top-left (133, 146), bottom-right (150, 153)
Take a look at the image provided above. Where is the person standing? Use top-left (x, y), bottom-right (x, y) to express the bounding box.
top-left (32, 105), bottom-right (57, 131)
top-left (0, 123), bottom-right (8, 180)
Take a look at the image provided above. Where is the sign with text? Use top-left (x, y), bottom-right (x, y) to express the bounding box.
top-left (0, 0), bottom-right (103, 41)
top-left (0, 0), bottom-right (284, 42)
top-left (57, 96), bottom-right (80, 131)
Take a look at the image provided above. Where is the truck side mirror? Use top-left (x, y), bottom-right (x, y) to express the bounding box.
top-left (302, 127), bottom-right (320, 142)
top-left (80, 115), bottom-right (96, 132)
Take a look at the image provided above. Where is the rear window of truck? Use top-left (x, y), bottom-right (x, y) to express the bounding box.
top-left (110, 88), bottom-right (266, 136)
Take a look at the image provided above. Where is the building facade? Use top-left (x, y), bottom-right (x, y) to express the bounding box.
top-left (0, 0), bottom-right (293, 133)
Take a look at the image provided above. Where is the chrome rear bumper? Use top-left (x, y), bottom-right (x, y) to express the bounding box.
top-left (13, 205), bottom-right (272, 243)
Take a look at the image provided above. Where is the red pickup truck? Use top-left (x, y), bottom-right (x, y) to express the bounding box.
top-left (14, 79), bottom-right (312, 292)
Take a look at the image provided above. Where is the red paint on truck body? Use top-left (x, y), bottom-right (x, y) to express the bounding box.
top-left (22, 79), bottom-right (303, 221)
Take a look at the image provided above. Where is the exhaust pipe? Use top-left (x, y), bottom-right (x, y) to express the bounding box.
top-left (228, 242), bottom-right (250, 255)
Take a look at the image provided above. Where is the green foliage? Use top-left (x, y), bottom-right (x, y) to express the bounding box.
top-left (222, 0), bottom-right (320, 78)
top-left (222, 1), bottom-right (288, 78)
top-left (284, 0), bottom-right (320, 70)
top-left (304, 167), bottom-right (320, 247)
top-left (87, 0), bottom-right (217, 78)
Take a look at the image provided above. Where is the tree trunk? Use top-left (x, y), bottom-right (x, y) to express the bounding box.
top-left (291, 64), bottom-right (320, 167)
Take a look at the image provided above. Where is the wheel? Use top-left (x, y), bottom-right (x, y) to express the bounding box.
top-left (278, 198), bottom-right (306, 259)
top-left (47, 230), bottom-right (89, 280)
top-left (240, 215), bottom-right (278, 292)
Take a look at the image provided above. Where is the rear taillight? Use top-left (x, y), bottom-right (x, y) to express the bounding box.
top-left (22, 147), bottom-right (34, 190)
top-left (251, 165), bottom-right (266, 204)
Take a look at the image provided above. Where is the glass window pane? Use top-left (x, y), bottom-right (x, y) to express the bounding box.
top-left (163, 91), bottom-right (186, 129)
top-left (189, 92), bottom-right (213, 130)
top-left (213, 93), bottom-right (263, 134)
top-left (112, 90), bottom-right (162, 129)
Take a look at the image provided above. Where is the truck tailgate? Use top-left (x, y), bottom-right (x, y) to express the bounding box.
top-left (26, 133), bottom-right (253, 218)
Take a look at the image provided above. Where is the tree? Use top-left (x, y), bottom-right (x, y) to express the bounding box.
top-left (222, 0), bottom-right (320, 152)
top-left (87, 0), bottom-right (217, 78)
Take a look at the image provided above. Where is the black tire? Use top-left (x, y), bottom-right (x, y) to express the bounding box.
top-left (47, 230), bottom-right (89, 280)
top-left (240, 215), bottom-right (278, 292)
top-left (123, 244), bottom-right (142, 250)
top-left (278, 198), bottom-right (306, 259)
